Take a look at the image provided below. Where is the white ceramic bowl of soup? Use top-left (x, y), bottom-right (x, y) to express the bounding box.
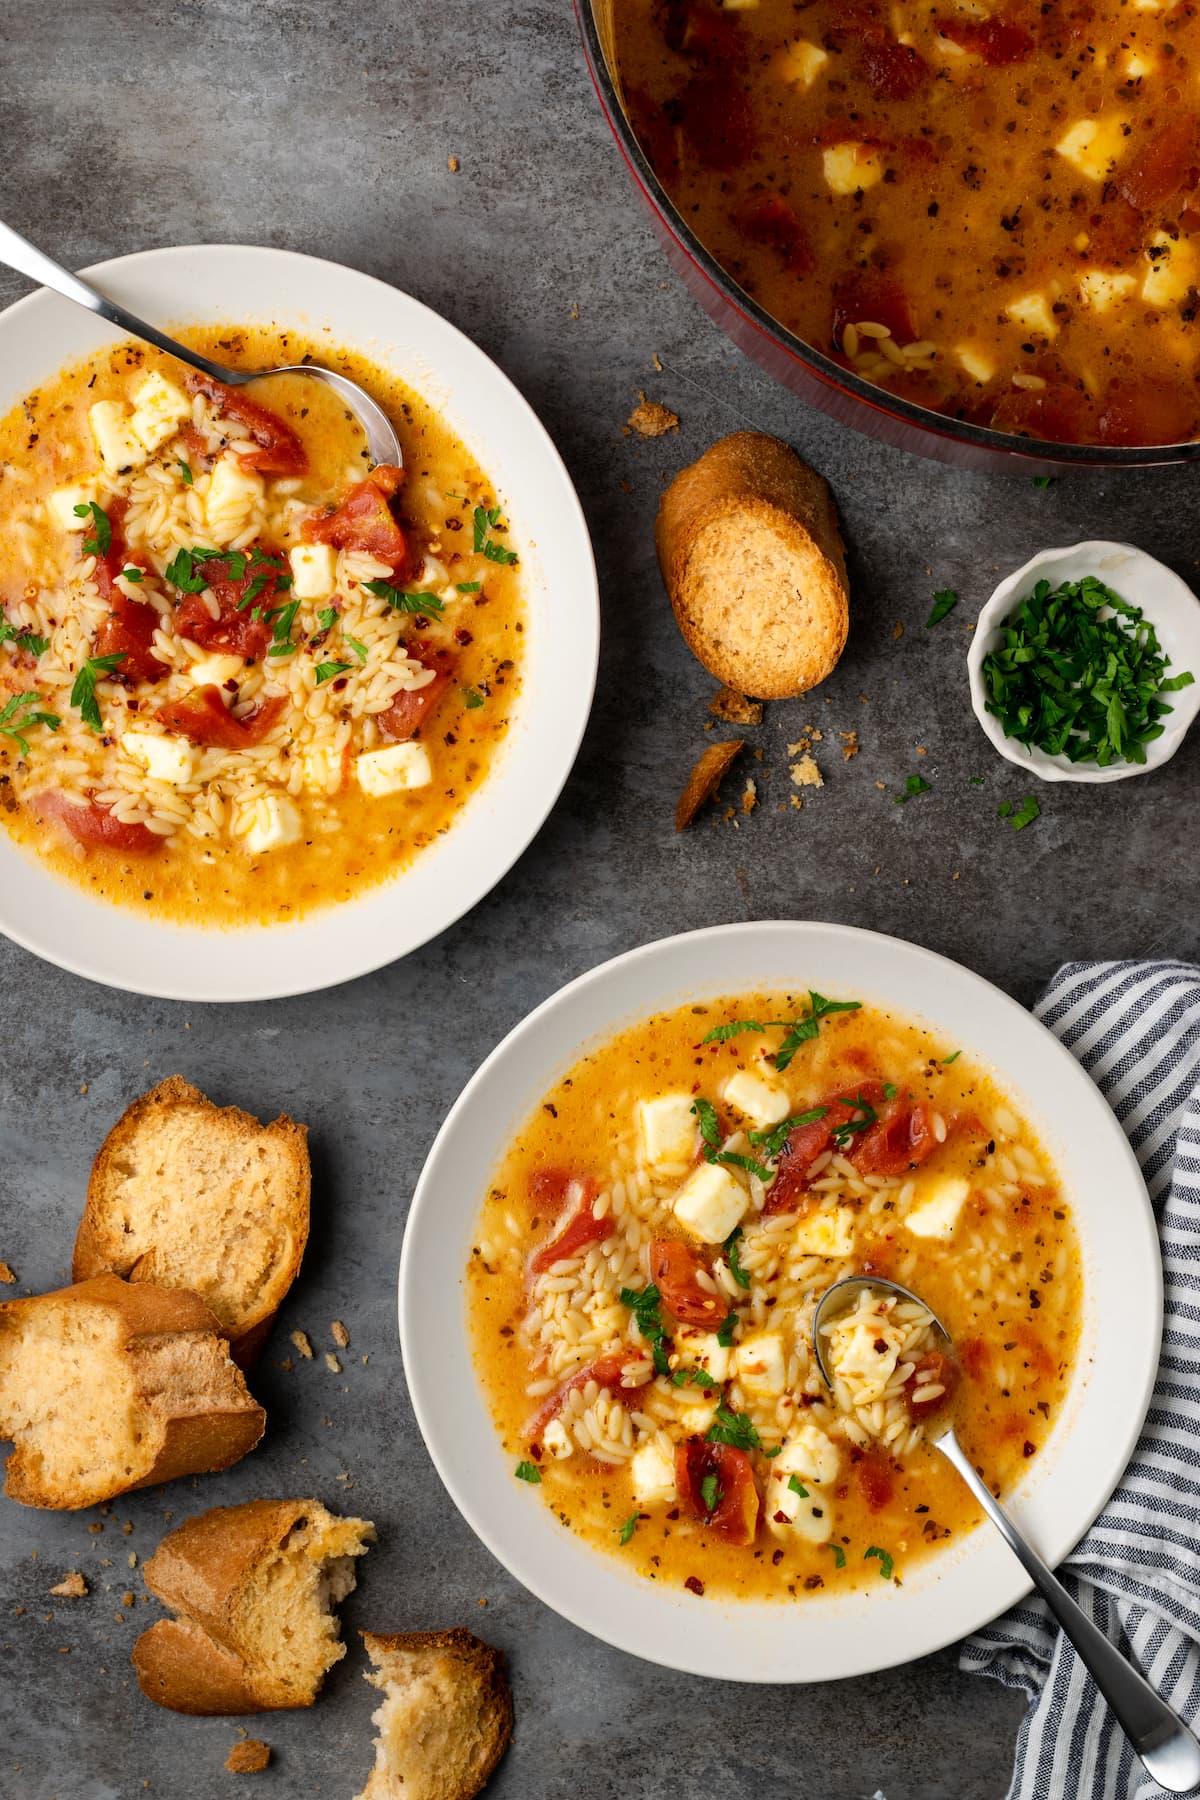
top-left (0, 244), bottom-right (598, 1000)
top-left (968, 541), bottom-right (1200, 784)
top-left (399, 920), bottom-right (1161, 1683)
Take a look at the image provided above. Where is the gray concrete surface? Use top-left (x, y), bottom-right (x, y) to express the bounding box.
top-left (0, 1), bottom-right (1195, 1795)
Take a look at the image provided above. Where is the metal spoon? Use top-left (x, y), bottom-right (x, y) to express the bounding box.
top-left (813, 1274), bottom-right (1200, 1795)
top-left (0, 219), bottom-right (403, 469)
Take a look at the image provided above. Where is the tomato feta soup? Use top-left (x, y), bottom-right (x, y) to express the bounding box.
top-left (468, 994), bottom-right (1081, 1600)
top-left (613, 0), bottom-right (1200, 446)
top-left (0, 325), bottom-right (523, 924)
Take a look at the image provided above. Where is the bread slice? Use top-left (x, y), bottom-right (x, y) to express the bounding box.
top-left (74, 1076), bottom-right (309, 1364)
top-left (0, 1274), bottom-right (265, 1509)
top-left (655, 431), bottom-right (849, 699)
top-left (354, 1630), bottom-right (513, 1800)
top-left (133, 1498), bottom-right (374, 1714)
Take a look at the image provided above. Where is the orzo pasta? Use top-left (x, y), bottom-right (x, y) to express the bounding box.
top-left (0, 324), bottom-right (523, 923)
top-left (468, 992), bottom-right (1081, 1599)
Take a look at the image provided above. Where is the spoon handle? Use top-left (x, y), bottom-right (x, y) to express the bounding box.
top-left (0, 218), bottom-right (236, 386)
top-left (936, 1427), bottom-right (1200, 1794)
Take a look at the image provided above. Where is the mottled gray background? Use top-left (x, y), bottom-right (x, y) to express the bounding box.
top-left (0, 2), bottom-right (1194, 1797)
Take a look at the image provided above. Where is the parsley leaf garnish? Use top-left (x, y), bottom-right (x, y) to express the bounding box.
top-left (620, 1283), bottom-right (672, 1376)
top-left (473, 502), bottom-right (518, 565)
top-left (941, 1050), bottom-right (962, 1065)
top-left (70, 652), bottom-right (126, 730)
top-left (747, 1108), bottom-right (829, 1157)
top-left (315, 661), bottom-right (353, 686)
top-left (73, 500), bottom-right (111, 558)
top-left (1031, 474), bottom-right (1054, 488)
top-left (671, 1367), bottom-right (718, 1390)
top-left (463, 686), bottom-right (484, 709)
top-left (1002, 794), bottom-right (1041, 831)
top-left (701, 1020), bottom-right (771, 1044)
top-left (267, 600), bottom-right (301, 657)
top-left (829, 1092), bottom-right (878, 1148)
top-left (927, 588), bottom-right (958, 627)
top-left (865, 1545), bottom-right (895, 1580)
top-left (0, 622), bottom-right (49, 659)
top-left (716, 1310), bottom-right (738, 1349)
top-left (0, 690), bottom-right (60, 757)
top-left (699, 1472), bottom-right (723, 1514)
top-left (705, 1402), bottom-right (761, 1452)
top-left (895, 773), bottom-right (932, 805)
top-left (690, 1098), bottom-right (769, 1179)
top-left (456, 580), bottom-right (482, 594)
top-left (774, 992), bottom-right (862, 1072)
top-left (882, 1082), bottom-right (898, 1100)
top-left (177, 459), bottom-right (194, 486)
top-left (362, 577), bottom-right (445, 617)
top-left (787, 1475), bottom-right (809, 1498)
top-left (825, 1543), bottom-right (847, 1570)
top-left (618, 1514), bottom-right (639, 1545)
top-left (722, 1227), bottom-right (750, 1291)
top-left (514, 1460), bottom-right (541, 1484)
top-left (120, 566), bottom-right (144, 584)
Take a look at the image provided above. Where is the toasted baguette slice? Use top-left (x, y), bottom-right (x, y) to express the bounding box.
top-left (656, 431), bottom-right (849, 699)
top-left (74, 1076), bottom-right (309, 1364)
top-left (354, 1630), bottom-right (512, 1800)
top-left (134, 1498), bottom-right (374, 1714)
top-left (0, 1274), bottom-right (264, 1509)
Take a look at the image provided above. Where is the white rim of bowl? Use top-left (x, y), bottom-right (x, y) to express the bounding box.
top-left (0, 245), bottom-right (599, 1000)
top-left (399, 920), bottom-right (1162, 1682)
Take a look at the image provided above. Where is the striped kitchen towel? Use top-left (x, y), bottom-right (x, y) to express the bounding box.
top-left (962, 960), bottom-right (1200, 1800)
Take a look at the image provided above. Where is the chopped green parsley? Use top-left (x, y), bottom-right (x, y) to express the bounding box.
top-left (0, 690), bottom-right (60, 757)
top-left (514, 1460), bottom-right (541, 1485)
top-left (70, 651), bottom-right (126, 731)
top-left (927, 588), bottom-right (958, 627)
top-left (362, 577), bottom-right (445, 617)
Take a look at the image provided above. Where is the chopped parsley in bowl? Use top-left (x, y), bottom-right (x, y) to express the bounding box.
top-left (967, 543), bottom-right (1200, 785)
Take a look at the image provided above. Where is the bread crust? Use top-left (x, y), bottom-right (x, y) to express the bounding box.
top-left (655, 431), bottom-right (849, 699)
top-left (357, 1629), bottom-right (513, 1800)
top-left (74, 1076), bottom-right (310, 1365)
top-left (0, 1274), bottom-right (265, 1509)
top-left (133, 1498), bottom-right (373, 1714)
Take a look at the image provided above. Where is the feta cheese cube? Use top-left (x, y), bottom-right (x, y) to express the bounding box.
top-left (791, 1206), bottom-right (856, 1260)
top-left (673, 1161), bottom-right (749, 1244)
top-left (723, 1068), bottom-right (790, 1129)
top-left (288, 542), bottom-right (338, 601)
top-left (203, 455), bottom-right (264, 537)
top-left (636, 1093), bottom-right (698, 1168)
top-left (298, 745), bottom-right (345, 795)
top-left (234, 793), bottom-right (302, 855)
top-left (88, 400), bottom-right (150, 474)
top-left (1142, 231), bottom-right (1197, 308)
top-left (777, 39), bottom-right (828, 89)
top-left (186, 652), bottom-right (245, 691)
top-left (904, 1175), bottom-right (970, 1241)
top-left (46, 482), bottom-right (102, 533)
top-left (119, 729), bottom-right (195, 786)
top-left (630, 1440), bottom-right (676, 1507)
top-left (355, 742), bottom-right (433, 797)
top-left (767, 1478), bottom-right (834, 1542)
top-left (129, 372), bottom-right (190, 453)
top-left (674, 1327), bottom-right (731, 1385)
top-left (1079, 269), bottom-right (1138, 312)
top-left (542, 1419), bottom-right (573, 1461)
top-left (955, 345), bottom-right (995, 385)
top-left (734, 1331), bottom-right (787, 1396)
top-left (1055, 117), bottom-right (1127, 184)
top-left (775, 1424), bottom-right (841, 1489)
top-left (823, 142), bottom-right (883, 196)
top-left (1124, 50), bottom-right (1155, 77)
top-left (1005, 291), bottom-right (1059, 339)
top-left (676, 1399), bottom-right (719, 1436)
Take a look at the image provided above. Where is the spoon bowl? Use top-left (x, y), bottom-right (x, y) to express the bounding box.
top-left (812, 1273), bottom-right (1200, 1794)
top-left (0, 217), bottom-right (403, 468)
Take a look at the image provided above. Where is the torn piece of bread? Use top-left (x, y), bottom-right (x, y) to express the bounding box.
top-left (676, 738), bottom-right (743, 831)
top-left (656, 431), bottom-right (849, 699)
top-left (133, 1498), bottom-right (374, 1714)
top-left (74, 1077), bottom-right (309, 1364)
top-left (354, 1630), bottom-right (513, 1800)
top-left (0, 1274), bottom-right (264, 1509)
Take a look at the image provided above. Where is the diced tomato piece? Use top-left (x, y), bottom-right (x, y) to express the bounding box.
top-left (852, 1103), bottom-right (938, 1176)
top-left (33, 792), bottom-right (160, 855)
top-left (649, 1240), bottom-right (725, 1329)
top-left (1085, 194), bottom-right (1145, 266)
top-left (155, 685), bottom-right (287, 749)
top-left (904, 1351), bottom-right (960, 1420)
top-left (853, 1447), bottom-right (895, 1513)
top-left (529, 1196), bottom-right (609, 1276)
top-left (938, 17), bottom-right (1034, 64)
top-left (1096, 377), bottom-right (1197, 449)
top-left (832, 278), bottom-right (919, 350)
top-left (1119, 119), bottom-right (1199, 212)
top-left (304, 464), bottom-right (410, 573)
top-left (377, 641), bottom-right (456, 742)
top-left (172, 544), bottom-right (285, 663)
top-left (184, 373), bottom-right (308, 476)
top-left (177, 423), bottom-right (214, 473)
top-left (675, 1439), bottom-right (759, 1545)
top-left (528, 1168), bottom-right (597, 1219)
top-left (860, 37), bottom-right (928, 100)
top-left (733, 194), bottom-right (814, 275)
top-left (81, 498), bottom-right (164, 687)
top-left (528, 1351), bottom-right (652, 1441)
top-left (679, 73), bottom-right (755, 172)
top-left (764, 1082), bottom-right (888, 1215)
top-left (988, 382), bottom-right (1094, 444)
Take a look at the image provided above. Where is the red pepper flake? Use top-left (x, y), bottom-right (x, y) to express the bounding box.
top-left (771, 1548), bottom-right (784, 1566)
top-left (684, 1575), bottom-right (705, 1597)
top-left (773, 1510), bottom-right (790, 1525)
top-left (1023, 1440), bottom-right (1037, 1458)
top-left (454, 628), bottom-right (474, 645)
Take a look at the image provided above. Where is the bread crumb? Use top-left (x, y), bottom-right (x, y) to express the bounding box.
top-left (709, 685), bottom-right (763, 727)
top-left (447, 155), bottom-right (460, 172)
top-left (324, 1352), bottom-right (342, 1374)
top-left (128, 1552), bottom-right (137, 1568)
top-left (121, 1521), bottom-right (133, 1535)
top-left (88, 1522), bottom-right (103, 1535)
top-left (741, 779), bottom-right (757, 815)
top-left (840, 731), bottom-right (860, 762)
top-left (0, 1262), bottom-right (14, 1284)
top-left (876, 781), bottom-right (886, 791)
top-left (627, 394), bottom-right (679, 438)
top-left (122, 1591), bottom-right (134, 1607)
top-left (790, 795), bottom-right (803, 810)
top-left (361, 1353), bottom-right (370, 1365)
top-left (331, 1320), bottom-right (350, 1349)
top-left (226, 1740), bottom-right (271, 1774)
top-left (917, 745), bottom-right (928, 756)
top-left (893, 621), bottom-right (904, 640)
top-left (789, 754), bottom-right (824, 789)
top-left (569, 302), bottom-right (580, 321)
top-left (652, 352), bottom-right (664, 372)
top-left (50, 1572), bottom-right (87, 1597)
top-left (290, 1329), bottom-right (313, 1360)
top-left (676, 739), bottom-right (743, 831)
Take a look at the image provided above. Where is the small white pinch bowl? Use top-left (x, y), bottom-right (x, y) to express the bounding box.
top-left (967, 540), bottom-right (1200, 784)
